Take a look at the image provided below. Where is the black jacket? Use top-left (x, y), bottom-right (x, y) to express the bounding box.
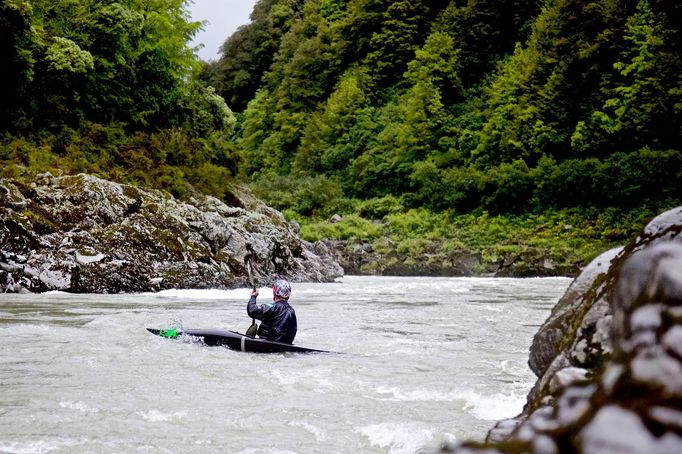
top-left (247, 296), bottom-right (297, 344)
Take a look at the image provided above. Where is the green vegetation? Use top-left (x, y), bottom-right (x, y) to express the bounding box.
top-left (213, 0), bottom-right (681, 269)
top-left (0, 0), bottom-right (238, 199)
top-left (2, 0), bottom-right (681, 273)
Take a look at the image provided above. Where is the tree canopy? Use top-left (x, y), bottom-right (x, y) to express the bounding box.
top-left (0, 0), bottom-right (239, 199)
top-left (1, 0), bottom-right (680, 218)
top-left (208, 0), bottom-right (681, 215)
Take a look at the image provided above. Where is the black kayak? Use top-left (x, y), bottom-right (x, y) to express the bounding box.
top-left (147, 328), bottom-right (329, 354)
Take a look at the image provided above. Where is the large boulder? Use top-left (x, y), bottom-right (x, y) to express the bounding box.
top-left (441, 206), bottom-right (682, 453)
top-left (0, 173), bottom-right (343, 293)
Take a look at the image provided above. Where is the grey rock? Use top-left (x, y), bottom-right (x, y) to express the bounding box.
top-left (548, 367), bottom-right (588, 394)
top-left (526, 352), bottom-right (570, 407)
top-left (0, 262), bottom-right (23, 273)
top-left (485, 417), bottom-right (524, 443)
top-left (629, 346), bottom-right (682, 397)
top-left (600, 364), bottom-right (624, 394)
top-left (643, 206), bottom-right (682, 238)
top-left (623, 330), bottom-right (657, 353)
top-left (0, 174), bottom-right (343, 293)
top-left (38, 268), bottom-right (71, 290)
top-left (528, 247), bottom-right (621, 377)
top-left (578, 406), bottom-right (682, 454)
top-left (532, 435), bottom-right (558, 454)
top-left (555, 384), bottom-right (595, 426)
top-left (75, 251), bottom-right (105, 265)
top-left (614, 243), bottom-right (682, 324)
top-left (662, 325), bottom-right (682, 358)
top-left (648, 406), bottom-right (682, 431)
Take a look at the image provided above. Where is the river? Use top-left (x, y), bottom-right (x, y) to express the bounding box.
top-left (0, 276), bottom-right (570, 453)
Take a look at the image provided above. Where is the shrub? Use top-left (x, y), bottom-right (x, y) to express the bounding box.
top-left (299, 214), bottom-right (382, 242)
top-left (357, 195), bottom-right (404, 219)
top-left (251, 173), bottom-right (348, 218)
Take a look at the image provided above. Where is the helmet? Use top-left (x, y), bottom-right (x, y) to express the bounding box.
top-left (272, 279), bottom-right (292, 300)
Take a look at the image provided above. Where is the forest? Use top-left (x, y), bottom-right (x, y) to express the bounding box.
top-left (2, 0), bottom-right (681, 271)
top-left (1, 0), bottom-right (240, 199)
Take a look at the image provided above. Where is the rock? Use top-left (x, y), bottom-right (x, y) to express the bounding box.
top-left (435, 206), bottom-right (682, 454)
top-left (548, 367), bottom-right (588, 394)
top-left (662, 325), bottom-right (682, 358)
top-left (485, 417), bottom-right (525, 443)
top-left (0, 174), bottom-right (343, 293)
top-left (629, 345), bottom-right (682, 397)
top-left (578, 406), bottom-right (682, 454)
top-left (0, 262), bottom-right (23, 273)
top-left (555, 384), bottom-right (595, 426)
top-left (75, 251), bottom-right (106, 265)
top-left (642, 206), bottom-right (682, 237)
top-left (648, 407), bottom-right (682, 431)
top-left (528, 247), bottom-right (621, 377)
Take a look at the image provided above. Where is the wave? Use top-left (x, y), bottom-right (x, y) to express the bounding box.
top-left (374, 385), bottom-right (526, 420)
top-left (357, 422), bottom-right (434, 454)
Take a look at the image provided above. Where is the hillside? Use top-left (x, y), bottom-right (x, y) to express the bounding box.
top-left (203, 0), bottom-right (682, 272)
top-left (206, 0), bottom-right (680, 214)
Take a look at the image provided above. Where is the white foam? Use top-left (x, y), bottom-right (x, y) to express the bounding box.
top-left (289, 420), bottom-right (328, 441)
top-left (375, 386), bottom-right (461, 402)
top-left (0, 438), bottom-right (86, 453)
top-left (144, 288), bottom-right (259, 300)
top-left (357, 422), bottom-right (433, 454)
top-left (270, 369), bottom-right (337, 392)
top-left (136, 409), bottom-right (188, 422)
top-left (373, 386), bottom-right (526, 420)
top-left (59, 401), bottom-right (99, 414)
top-left (459, 389), bottom-right (526, 420)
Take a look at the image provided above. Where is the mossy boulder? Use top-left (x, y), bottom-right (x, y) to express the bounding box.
top-left (0, 173), bottom-right (343, 293)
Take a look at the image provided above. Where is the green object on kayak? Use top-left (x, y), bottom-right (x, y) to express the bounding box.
top-left (159, 329), bottom-right (179, 339)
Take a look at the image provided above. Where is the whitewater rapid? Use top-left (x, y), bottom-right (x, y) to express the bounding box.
top-left (0, 276), bottom-right (569, 453)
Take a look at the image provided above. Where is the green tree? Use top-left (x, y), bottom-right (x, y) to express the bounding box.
top-left (295, 68), bottom-right (369, 174)
top-left (205, 0), bottom-right (287, 111)
top-left (0, 0), bottom-right (41, 130)
top-left (579, 0), bottom-right (682, 153)
top-left (363, 0), bottom-right (431, 90)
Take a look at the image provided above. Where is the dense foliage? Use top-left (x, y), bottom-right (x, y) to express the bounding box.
top-left (207, 0), bottom-right (681, 221)
top-left (0, 0), bottom-right (239, 199)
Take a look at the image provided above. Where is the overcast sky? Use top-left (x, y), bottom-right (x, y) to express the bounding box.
top-left (187, 0), bottom-right (258, 61)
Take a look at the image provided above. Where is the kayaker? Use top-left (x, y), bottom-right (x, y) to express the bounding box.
top-left (247, 278), bottom-right (297, 344)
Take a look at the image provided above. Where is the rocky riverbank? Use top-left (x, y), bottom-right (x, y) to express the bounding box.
top-left (322, 238), bottom-right (579, 278)
top-left (0, 173), bottom-right (343, 293)
top-left (440, 206), bottom-right (682, 453)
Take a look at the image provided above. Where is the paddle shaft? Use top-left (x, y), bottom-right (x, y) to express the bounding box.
top-left (245, 260), bottom-right (258, 337)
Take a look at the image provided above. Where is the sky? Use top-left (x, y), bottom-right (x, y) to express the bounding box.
top-left (187, 0), bottom-right (258, 61)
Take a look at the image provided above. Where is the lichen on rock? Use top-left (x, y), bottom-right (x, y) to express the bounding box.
top-left (0, 173), bottom-right (343, 293)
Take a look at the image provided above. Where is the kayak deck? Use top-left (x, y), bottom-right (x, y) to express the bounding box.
top-left (147, 328), bottom-right (329, 354)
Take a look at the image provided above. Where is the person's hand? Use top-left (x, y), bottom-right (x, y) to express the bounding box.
top-left (250, 289), bottom-right (259, 297)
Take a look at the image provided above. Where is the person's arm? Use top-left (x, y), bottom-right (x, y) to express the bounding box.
top-left (247, 290), bottom-right (269, 319)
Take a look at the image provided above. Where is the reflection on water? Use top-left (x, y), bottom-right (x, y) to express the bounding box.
top-left (0, 276), bottom-right (570, 454)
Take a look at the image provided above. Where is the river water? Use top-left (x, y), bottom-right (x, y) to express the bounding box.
top-left (0, 276), bottom-right (570, 453)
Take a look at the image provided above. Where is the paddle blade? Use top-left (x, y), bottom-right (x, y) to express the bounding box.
top-left (245, 319), bottom-right (258, 337)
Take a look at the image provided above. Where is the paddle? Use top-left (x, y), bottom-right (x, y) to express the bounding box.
top-left (245, 260), bottom-right (258, 337)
